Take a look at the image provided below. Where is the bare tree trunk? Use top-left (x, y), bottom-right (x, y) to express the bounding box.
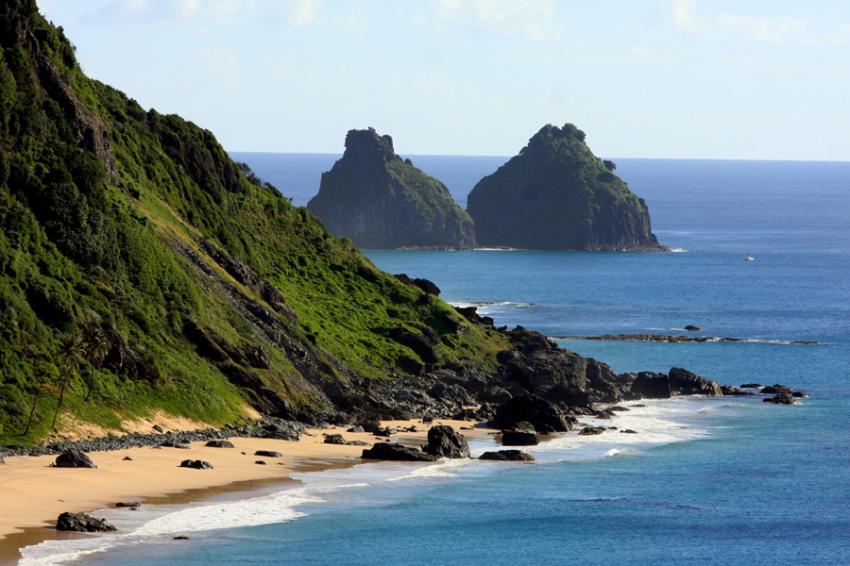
top-left (51, 377), bottom-right (68, 432)
top-left (23, 388), bottom-right (40, 436)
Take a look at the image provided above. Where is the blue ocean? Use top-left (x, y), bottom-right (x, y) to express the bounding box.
top-left (21, 157), bottom-right (850, 565)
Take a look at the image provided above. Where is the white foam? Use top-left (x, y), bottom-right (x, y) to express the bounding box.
top-left (19, 397), bottom-right (728, 565)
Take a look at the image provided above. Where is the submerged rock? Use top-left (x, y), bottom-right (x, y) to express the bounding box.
top-left (578, 426), bottom-right (607, 436)
top-left (307, 128), bottom-right (475, 249)
top-left (56, 512), bottom-right (116, 533)
top-left (424, 425), bottom-right (470, 459)
top-left (764, 394), bottom-right (796, 405)
top-left (54, 449), bottom-right (96, 469)
top-left (480, 450), bottom-right (535, 462)
top-left (361, 442), bottom-right (437, 462)
top-left (467, 123), bottom-right (662, 251)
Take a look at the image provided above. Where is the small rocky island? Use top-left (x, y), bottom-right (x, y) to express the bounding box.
top-left (307, 128), bottom-right (475, 249)
top-left (467, 123), bottom-right (664, 250)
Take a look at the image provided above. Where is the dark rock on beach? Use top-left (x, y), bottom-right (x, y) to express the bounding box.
top-left (361, 442), bottom-right (437, 462)
top-left (180, 459), bottom-right (214, 469)
top-left (56, 512), bottom-right (117, 533)
top-left (54, 449), bottom-right (97, 469)
top-left (255, 450), bottom-right (282, 458)
top-left (480, 450), bottom-right (535, 462)
top-left (424, 425), bottom-right (470, 459)
top-left (115, 501), bottom-right (140, 509)
top-left (205, 440), bottom-right (235, 448)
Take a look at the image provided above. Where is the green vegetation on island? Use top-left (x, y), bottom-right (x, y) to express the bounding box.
top-left (467, 124), bottom-right (662, 250)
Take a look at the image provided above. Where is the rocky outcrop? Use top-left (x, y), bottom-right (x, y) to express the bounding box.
top-left (669, 367), bottom-right (723, 396)
top-left (480, 450), bottom-right (535, 462)
top-left (467, 123), bottom-right (662, 250)
top-left (307, 128), bottom-right (475, 249)
top-left (56, 512), bottom-right (116, 533)
top-left (494, 395), bottom-right (573, 433)
top-left (54, 449), bottom-right (97, 468)
top-left (361, 442), bottom-right (437, 462)
top-left (424, 425), bottom-right (470, 458)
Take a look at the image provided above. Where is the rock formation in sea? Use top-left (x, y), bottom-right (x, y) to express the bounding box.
top-left (307, 128), bottom-right (476, 249)
top-left (467, 123), bottom-right (663, 250)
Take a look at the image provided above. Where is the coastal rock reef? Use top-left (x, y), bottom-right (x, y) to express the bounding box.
top-left (467, 123), bottom-right (662, 250)
top-left (307, 128), bottom-right (475, 249)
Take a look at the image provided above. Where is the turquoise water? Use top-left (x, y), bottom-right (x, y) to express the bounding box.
top-left (21, 158), bottom-right (850, 565)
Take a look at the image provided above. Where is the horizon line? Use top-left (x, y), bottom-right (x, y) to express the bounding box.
top-left (228, 151), bottom-right (850, 165)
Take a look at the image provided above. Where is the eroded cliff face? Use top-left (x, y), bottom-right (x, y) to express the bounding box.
top-left (467, 123), bottom-right (663, 251)
top-left (307, 128), bottom-right (475, 249)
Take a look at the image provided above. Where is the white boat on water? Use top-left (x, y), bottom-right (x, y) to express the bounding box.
top-left (745, 255), bottom-right (755, 262)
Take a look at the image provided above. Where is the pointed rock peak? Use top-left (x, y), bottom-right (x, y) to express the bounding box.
top-left (525, 123), bottom-right (586, 151)
top-left (343, 128), bottom-right (397, 165)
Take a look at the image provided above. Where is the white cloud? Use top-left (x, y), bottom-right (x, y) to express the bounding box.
top-left (288, 0), bottom-right (319, 26)
top-left (670, 0), bottom-right (807, 44)
top-left (671, 0), bottom-right (696, 32)
top-left (431, 0), bottom-right (563, 42)
top-left (825, 22), bottom-right (850, 44)
top-left (717, 13), bottom-right (806, 43)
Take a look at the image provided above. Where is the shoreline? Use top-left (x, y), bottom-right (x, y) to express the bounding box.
top-left (0, 419), bottom-right (494, 565)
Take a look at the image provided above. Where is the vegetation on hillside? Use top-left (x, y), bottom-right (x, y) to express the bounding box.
top-left (0, 1), bottom-right (505, 444)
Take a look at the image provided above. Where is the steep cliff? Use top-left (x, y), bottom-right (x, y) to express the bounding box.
top-left (307, 129), bottom-right (475, 249)
top-left (467, 124), bottom-right (663, 250)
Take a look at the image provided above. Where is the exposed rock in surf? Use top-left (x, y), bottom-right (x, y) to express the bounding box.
top-left (424, 425), bottom-right (470, 459)
top-left (480, 450), bottom-right (535, 462)
top-left (361, 442), bottom-right (437, 462)
top-left (56, 512), bottom-right (116, 533)
top-left (501, 422), bottom-right (539, 446)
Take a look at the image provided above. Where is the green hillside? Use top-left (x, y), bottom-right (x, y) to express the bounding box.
top-left (0, 0), bottom-right (506, 444)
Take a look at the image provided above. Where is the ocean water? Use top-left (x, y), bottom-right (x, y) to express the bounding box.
top-left (20, 157), bottom-right (850, 565)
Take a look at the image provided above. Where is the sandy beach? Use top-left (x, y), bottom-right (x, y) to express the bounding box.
top-left (0, 419), bottom-right (492, 564)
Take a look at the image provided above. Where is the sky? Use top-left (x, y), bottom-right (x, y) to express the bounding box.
top-left (37, 0), bottom-right (850, 160)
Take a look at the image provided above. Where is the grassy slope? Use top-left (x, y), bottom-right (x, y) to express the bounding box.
top-left (0, 3), bottom-right (506, 444)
